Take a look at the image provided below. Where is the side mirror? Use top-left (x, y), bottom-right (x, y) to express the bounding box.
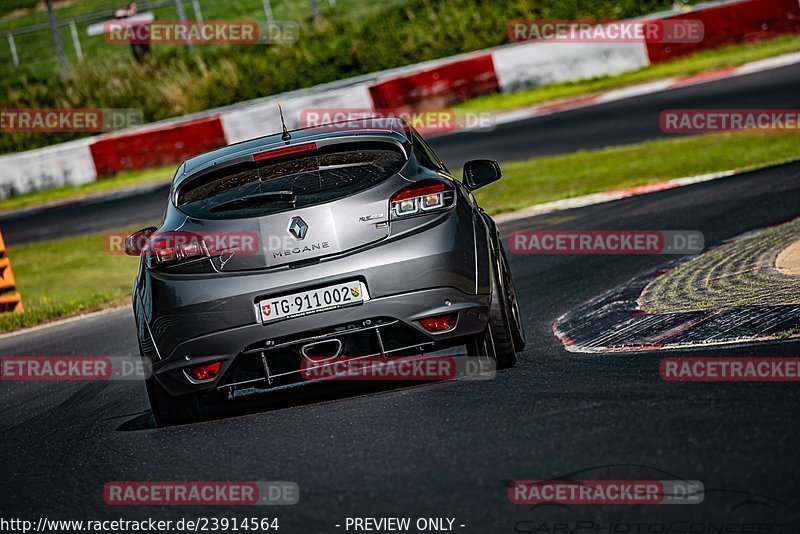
top-left (125, 227), bottom-right (157, 256)
top-left (462, 159), bottom-right (501, 190)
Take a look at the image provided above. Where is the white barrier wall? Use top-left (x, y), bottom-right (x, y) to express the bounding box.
top-left (492, 41), bottom-right (650, 93)
top-left (0, 138), bottom-right (97, 199)
top-left (221, 83), bottom-right (375, 144)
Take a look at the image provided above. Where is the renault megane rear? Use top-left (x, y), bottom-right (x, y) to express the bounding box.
top-left (128, 117), bottom-right (525, 424)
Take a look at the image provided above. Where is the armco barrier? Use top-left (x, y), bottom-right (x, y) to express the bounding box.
top-left (369, 54), bottom-right (498, 110)
top-left (0, 230), bottom-right (23, 313)
top-left (646, 0), bottom-right (800, 62)
top-left (89, 115), bottom-right (227, 177)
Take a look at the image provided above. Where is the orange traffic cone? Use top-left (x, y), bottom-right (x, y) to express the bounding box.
top-left (0, 229), bottom-right (23, 313)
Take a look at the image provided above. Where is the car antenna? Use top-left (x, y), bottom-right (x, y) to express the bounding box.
top-left (278, 102), bottom-right (291, 142)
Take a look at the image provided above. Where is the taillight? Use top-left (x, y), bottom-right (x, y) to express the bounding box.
top-left (187, 361), bottom-right (222, 382)
top-left (124, 227), bottom-right (156, 256)
top-left (253, 142), bottom-right (317, 162)
top-left (142, 231), bottom-right (210, 268)
top-left (390, 178), bottom-right (455, 218)
top-left (419, 313), bottom-right (458, 333)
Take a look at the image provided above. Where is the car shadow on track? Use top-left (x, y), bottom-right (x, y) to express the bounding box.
top-left (114, 346), bottom-right (504, 430)
top-left (113, 372), bottom-right (491, 432)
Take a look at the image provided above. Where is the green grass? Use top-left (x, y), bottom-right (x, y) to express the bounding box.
top-left (0, 0), bottom-right (700, 155)
top-left (1, 131), bottom-right (798, 333)
top-left (0, 0), bottom-right (407, 75)
top-left (472, 132), bottom-right (800, 215)
top-left (0, 226), bottom-right (147, 333)
top-left (2, 0), bottom-right (798, 159)
top-left (0, 165), bottom-right (173, 213)
top-left (4, 30), bottom-right (800, 214)
top-left (0, 0), bottom-right (396, 29)
top-left (458, 34), bottom-right (800, 113)
top-left (776, 328), bottom-right (796, 340)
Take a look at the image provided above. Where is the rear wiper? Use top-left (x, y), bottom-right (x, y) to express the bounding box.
top-left (210, 191), bottom-right (296, 212)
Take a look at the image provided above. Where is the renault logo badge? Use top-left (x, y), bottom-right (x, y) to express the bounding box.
top-left (288, 217), bottom-right (308, 240)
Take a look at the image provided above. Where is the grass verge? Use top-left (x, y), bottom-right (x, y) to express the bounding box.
top-left (0, 227), bottom-right (146, 333)
top-left (638, 217), bottom-right (800, 312)
top-left (473, 133), bottom-right (800, 214)
top-left (1, 0), bottom-right (689, 155)
top-left (1, 131), bottom-right (798, 333)
top-left (457, 34), bottom-right (800, 113)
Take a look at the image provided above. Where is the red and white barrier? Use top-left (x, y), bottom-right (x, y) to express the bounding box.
top-left (90, 115), bottom-right (226, 177)
top-left (221, 83), bottom-right (374, 144)
top-left (646, 0), bottom-right (800, 63)
top-left (369, 54), bottom-right (499, 110)
top-left (492, 41), bottom-right (650, 94)
top-left (0, 138), bottom-right (97, 198)
top-left (0, 0), bottom-right (797, 199)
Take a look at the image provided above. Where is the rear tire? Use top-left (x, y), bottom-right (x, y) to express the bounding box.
top-left (486, 252), bottom-right (517, 370)
top-left (145, 375), bottom-right (207, 426)
top-left (499, 245), bottom-right (526, 352)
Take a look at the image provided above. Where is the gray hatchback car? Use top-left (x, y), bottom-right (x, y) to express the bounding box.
top-left (127, 117), bottom-right (525, 424)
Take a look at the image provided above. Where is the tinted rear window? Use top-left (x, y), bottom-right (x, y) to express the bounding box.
top-left (177, 141), bottom-right (406, 219)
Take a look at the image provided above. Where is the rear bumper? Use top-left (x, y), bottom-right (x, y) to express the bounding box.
top-left (134, 203), bottom-right (496, 396)
top-left (149, 286), bottom-right (489, 396)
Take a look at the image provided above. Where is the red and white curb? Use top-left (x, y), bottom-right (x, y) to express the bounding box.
top-left (495, 169), bottom-right (748, 225)
top-left (551, 217), bottom-right (800, 354)
top-left (476, 51), bottom-right (800, 130)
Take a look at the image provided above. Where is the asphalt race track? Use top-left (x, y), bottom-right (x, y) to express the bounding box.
top-left (2, 160), bottom-right (800, 530)
top-left (2, 61), bottom-right (800, 246)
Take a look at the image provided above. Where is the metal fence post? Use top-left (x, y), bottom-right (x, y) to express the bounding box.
top-left (7, 34), bottom-right (19, 69)
top-left (44, 0), bottom-right (69, 75)
top-left (172, 0), bottom-right (194, 51)
top-left (310, 0), bottom-right (321, 22)
top-left (69, 20), bottom-right (83, 62)
top-left (262, 0), bottom-right (275, 25)
top-left (192, 0), bottom-right (204, 23)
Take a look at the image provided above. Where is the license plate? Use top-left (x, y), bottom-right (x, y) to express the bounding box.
top-left (258, 281), bottom-right (366, 323)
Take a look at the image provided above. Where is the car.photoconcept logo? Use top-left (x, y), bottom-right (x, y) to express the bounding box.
top-left (288, 217), bottom-right (308, 240)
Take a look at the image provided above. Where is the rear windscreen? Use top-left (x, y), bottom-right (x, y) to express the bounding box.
top-left (176, 141), bottom-right (406, 219)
